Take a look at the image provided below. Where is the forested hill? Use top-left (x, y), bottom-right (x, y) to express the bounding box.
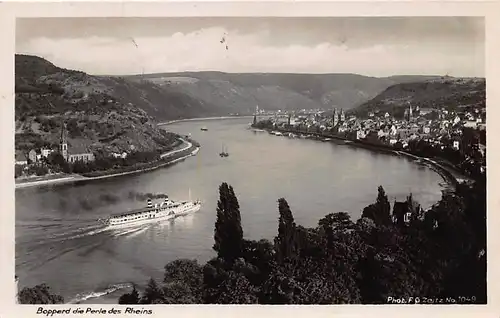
top-left (125, 72), bottom-right (444, 113)
top-left (15, 54), bottom-right (222, 121)
top-left (351, 77), bottom-right (486, 118)
top-left (15, 54), bottom-right (216, 155)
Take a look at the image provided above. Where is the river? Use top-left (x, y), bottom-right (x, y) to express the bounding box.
top-left (15, 117), bottom-right (446, 303)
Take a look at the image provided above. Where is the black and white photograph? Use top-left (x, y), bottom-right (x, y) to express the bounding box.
top-left (12, 15), bottom-right (486, 306)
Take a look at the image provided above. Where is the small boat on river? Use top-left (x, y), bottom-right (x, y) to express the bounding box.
top-left (219, 144), bottom-right (229, 157)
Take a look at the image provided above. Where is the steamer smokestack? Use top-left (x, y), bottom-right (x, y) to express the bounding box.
top-left (147, 198), bottom-right (153, 208)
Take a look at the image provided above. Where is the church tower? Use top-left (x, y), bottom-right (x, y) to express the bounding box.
top-left (59, 120), bottom-right (68, 161)
top-left (408, 102), bottom-right (413, 121)
top-left (340, 109), bottom-right (346, 122)
top-left (333, 108), bottom-right (339, 127)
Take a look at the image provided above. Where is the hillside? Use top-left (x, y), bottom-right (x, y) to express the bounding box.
top-left (16, 54), bottom-right (471, 149)
top-left (125, 72), bottom-right (444, 113)
top-left (352, 77), bottom-right (486, 118)
top-left (15, 54), bottom-right (199, 156)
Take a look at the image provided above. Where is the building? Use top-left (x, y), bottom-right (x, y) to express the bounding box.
top-left (333, 108), bottom-right (339, 127)
top-left (463, 120), bottom-right (478, 128)
top-left (28, 149), bottom-right (37, 163)
top-left (340, 109), bottom-right (346, 122)
top-left (397, 129), bottom-right (413, 140)
top-left (419, 108), bottom-right (434, 116)
top-left (67, 148), bottom-right (95, 163)
top-left (112, 152), bottom-right (128, 159)
top-left (15, 151), bottom-right (28, 166)
top-left (356, 130), bottom-right (366, 140)
top-left (389, 125), bottom-right (397, 136)
top-left (41, 148), bottom-right (53, 158)
top-left (60, 121), bottom-right (95, 163)
top-left (404, 102), bottom-right (413, 121)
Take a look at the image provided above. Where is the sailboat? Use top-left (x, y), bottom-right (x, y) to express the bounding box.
top-left (219, 144), bottom-right (229, 157)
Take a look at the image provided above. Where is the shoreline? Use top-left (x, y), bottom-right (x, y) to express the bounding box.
top-left (260, 127), bottom-right (469, 189)
top-left (15, 138), bottom-right (199, 190)
top-left (158, 115), bottom-right (253, 126)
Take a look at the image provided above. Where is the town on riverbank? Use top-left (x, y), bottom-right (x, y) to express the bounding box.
top-left (251, 102), bottom-right (485, 187)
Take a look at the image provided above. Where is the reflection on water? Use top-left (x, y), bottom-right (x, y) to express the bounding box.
top-left (16, 118), bottom-right (446, 303)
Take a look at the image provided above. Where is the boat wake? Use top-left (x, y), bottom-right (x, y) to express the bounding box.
top-left (67, 283), bottom-right (132, 304)
top-left (63, 223), bottom-right (155, 241)
top-left (120, 225), bottom-right (151, 238)
top-left (111, 225), bottom-right (151, 238)
top-left (63, 227), bottom-right (112, 241)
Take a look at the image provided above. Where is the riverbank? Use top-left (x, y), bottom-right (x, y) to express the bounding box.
top-left (17, 117), bottom-right (454, 305)
top-left (260, 127), bottom-right (470, 189)
top-left (158, 115), bottom-right (253, 126)
top-left (15, 138), bottom-right (199, 190)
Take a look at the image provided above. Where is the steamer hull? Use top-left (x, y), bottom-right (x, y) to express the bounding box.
top-left (100, 195), bottom-right (201, 229)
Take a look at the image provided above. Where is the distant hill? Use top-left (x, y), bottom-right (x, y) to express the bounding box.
top-left (351, 77), bottom-right (486, 118)
top-left (15, 54), bottom-right (207, 155)
top-left (125, 72), bottom-right (444, 113)
top-left (16, 54), bottom-right (448, 123)
top-left (15, 54), bottom-right (223, 121)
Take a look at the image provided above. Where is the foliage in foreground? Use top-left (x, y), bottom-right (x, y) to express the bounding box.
top-left (118, 178), bottom-right (486, 305)
top-left (18, 284), bottom-right (64, 304)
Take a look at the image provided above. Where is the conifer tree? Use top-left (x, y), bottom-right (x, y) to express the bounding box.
top-left (141, 278), bottom-right (164, 304)
top-left (375, 186), bottom-right (392, 225)
top-left (213, 182), bottom-right (244, 262)
top-left (118, 284), bottom-right (140, 304)
top-left (274, 198), bottom-right (297, 263)
top-left (362, 186), bottom-right (392, 226)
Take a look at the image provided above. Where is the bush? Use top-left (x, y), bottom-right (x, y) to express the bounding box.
top-left (18, 284), bottom-right (64, 304)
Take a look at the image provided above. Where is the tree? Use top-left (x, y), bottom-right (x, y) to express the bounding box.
top-left (47, 152), bottom-right (70, 172)
top-left (118, 285), bottom-right (140, 304)
top-left (18, 284), bottom-right (64, 304)
top-left (162, 281), bottom-right (199, 304)
top-left (205, 271), bottom-right (259, 304)
top-left (362, 186), bottom-right (392, 226)
top-left (318, 212), bottom-right (354, 234)
top-left (274, 198), bottom-right (298, 263)
top-left (66, 119), bottom-right (81, 137)
top-left (213, 182), bottom-right (244, 262)
top-left (242, 239), bottom-right (275, 283)
top-left (113, 181), bottom-right (486, 305)
top-left (163, 259), bottom-right (203, 296)
top-left (140, 278), bottom-right (164, 304)
top-left (375, 186), bottom-right (392, 224)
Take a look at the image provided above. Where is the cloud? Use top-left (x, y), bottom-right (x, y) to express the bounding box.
top-left (16, 23), bottom-right (484, 77)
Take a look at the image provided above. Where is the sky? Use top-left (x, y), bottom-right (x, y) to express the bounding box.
top-left (16, 17), bottom-right (485, 77)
